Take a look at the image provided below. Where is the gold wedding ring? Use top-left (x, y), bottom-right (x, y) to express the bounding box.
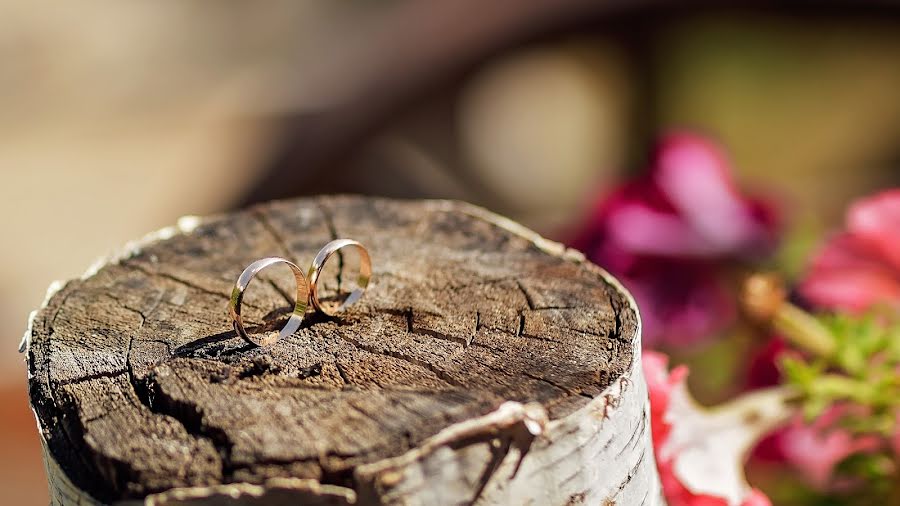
top-left (229, 257), bottom-right (309, 347)
top-left (228, 240), bottom-right (371, 346)
top-left (307, 239), bottom-right (372, 317)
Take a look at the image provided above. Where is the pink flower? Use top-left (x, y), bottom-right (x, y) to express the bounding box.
top-left (644, 350), bottom-right (781, 506)
top-left (799, 189), bottom-right (900, 312)
top-left (776, 409), bottom-right (882, 488)
top-left (746, 381), bottom-right (883, 486)
top-left (571, 133), bottom-right (779, 346)
top-left (746, 190), bottom-right (900, 488)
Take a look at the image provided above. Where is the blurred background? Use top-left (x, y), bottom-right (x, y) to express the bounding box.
top-left (3, 1), bottom-right (900, 503)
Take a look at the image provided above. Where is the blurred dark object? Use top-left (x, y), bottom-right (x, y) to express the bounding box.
top-left (239, 0), bottom-right (900, 225)
top-left (238, 0), bottom-right (639, 206)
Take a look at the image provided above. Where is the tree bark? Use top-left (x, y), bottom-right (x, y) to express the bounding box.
top-left (24, 196), bottom-right (663, 505)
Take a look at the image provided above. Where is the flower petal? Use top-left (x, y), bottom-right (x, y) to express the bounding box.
top-left (653, 133), bottom-right (777, 256)
top-left (569, 132), bottom-right (781, 346)
top-left (740, 489), bottom-right (772, 506)
top-left (643, 351), bottom-right (787, 506)
top-left (777, 411), bottom-right (883, 488)
top-left (800, 233), bottom-right (900, 311)
top-left (846, 188), bottom-right (900, 272)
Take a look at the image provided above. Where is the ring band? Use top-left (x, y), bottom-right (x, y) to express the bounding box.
top-left (229, 257), bottom-right (309, 346)
top-left (307, 239), bottom-right (372, 316)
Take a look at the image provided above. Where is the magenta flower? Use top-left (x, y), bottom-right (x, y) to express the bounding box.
top-left (799, 189), bottom-right (900, 312)
top-left (571, 132), bottom-right (779, 346)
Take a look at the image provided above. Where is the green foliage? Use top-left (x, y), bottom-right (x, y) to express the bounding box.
top-left (779, 310), bottom-right (900, 499)
top-left (782, 312), bottom-right (900, 432)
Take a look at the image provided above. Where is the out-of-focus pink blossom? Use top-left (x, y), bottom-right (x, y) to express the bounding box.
top-left (776, 408), bottom-right (882, 488)
top-left (744, 191), bottom-right (900, 480)
top-left (571, 133), bottom-right (779, 346)
top-left (749, 361), bottom-right (887, 482)
top-left (846, 188), bottom-right (900, 271)
top-left (754, 189), bottom-right (900, 488)
top-left (800, 189), bottom-right (900, 312)
top-left (644, 350), bottom-right (778, 506)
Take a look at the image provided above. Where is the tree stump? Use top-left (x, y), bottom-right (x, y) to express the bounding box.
top-left (24, 196), bottom-right (663, 505)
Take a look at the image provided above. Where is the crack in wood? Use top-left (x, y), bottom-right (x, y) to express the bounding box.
top-left (614, 448), bottom-right (646, 496)
top-left (266, 278), bottom-right (295, 307)
top-left (514, 333), bottom-right (557, 344)
top-left (54, 369), bottom-right (128, 387)
top-left (617, 411), bottom-right (647, 458)
top-left (521, 371), bottom-right (592, 401)
top-left (515, 279), bottom-right (535, 310)
top-left (442, 277), bottom-right (517, 292)
top-left (125, 263), bottom-right (228, 302)
top-left (335, 360), bottom-right (352, 386)
top-left (123, 263), bottom-right (278, 316)
top-left (468, 312), bottom-right (480, 348)
top-left (144, 365), bottom-right (233, 478)
top-left (607, 289), bottom-right (624, 344)
top-left (413, 326), bottom-right (470, 347)
top-left (331, 329), bottom-right (467, 390)
top-left (315, 200), bottom-right (346, 291)
top-left (251, 208), bottom-right (295, 261)
top-left (146, 339), bottom-right (173, 356)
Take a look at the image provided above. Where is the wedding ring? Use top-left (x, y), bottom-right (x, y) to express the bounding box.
top-left (307, 239), bottom-right (371, 316)
top-left (229, 257), bottom-right (309, 346)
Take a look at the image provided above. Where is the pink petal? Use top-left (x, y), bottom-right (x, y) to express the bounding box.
top-left (778, 411), bottom-right (884, 488)
top-left (740, 489), bottom-right (772, 506)
top-left (800, 269), bottom-right (900, 312)
top-left (568, 131), bottom-right (781, 346)
top-left (652, 133), bottom-right (774, 255)
top-left (800, 190), bottom-right (900, 312)
top-left (607, 203), bottom-right (719, 257)
top-left (846, 189), bottom-right (900, 272)
top-left (800, 234), bottom-right (900, 311)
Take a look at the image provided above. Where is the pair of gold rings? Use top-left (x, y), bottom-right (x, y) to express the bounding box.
top-left (228, 239), bottom-right (371, 347)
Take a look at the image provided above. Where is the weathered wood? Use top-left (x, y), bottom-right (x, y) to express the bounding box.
top-left (25, 196), bottom-right (663, 505)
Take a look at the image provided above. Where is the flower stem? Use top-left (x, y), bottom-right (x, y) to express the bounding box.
top-left (773, 302), bottom-right (837, 359)
top-left (741, 272), bottom-right (837, 358)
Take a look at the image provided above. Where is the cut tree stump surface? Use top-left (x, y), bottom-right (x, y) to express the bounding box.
top-left (26, 196), bottom-right (659, 505)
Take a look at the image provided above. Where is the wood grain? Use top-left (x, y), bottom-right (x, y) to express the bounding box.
top-left (26, 196), bottom-right (662, 505)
